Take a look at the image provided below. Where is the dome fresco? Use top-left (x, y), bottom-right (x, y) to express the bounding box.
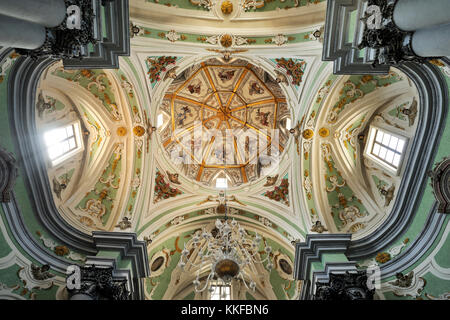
top-left (157, 58), bottom-right (291, 188)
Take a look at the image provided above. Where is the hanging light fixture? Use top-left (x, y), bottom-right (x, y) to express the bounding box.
top-left (178, 191), bottom-right (273, 293)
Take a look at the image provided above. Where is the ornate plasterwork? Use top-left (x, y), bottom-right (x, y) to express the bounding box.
top-left (275, 58), bottom-right (306, 86)
top-left (153, 170), bottom-right (183, 203)
top-left (145, 0), bottom-right (324, 13)
top-left (297, 66), bottom-right (421, 239)
top-left (146, 56), bottom-right (178, 85)
top-left (52, 67), bottom-right (122, 121)
top-left (429, 157), bottom-right (450, 214)
top-left (264, 177), bottom-right (290, 206)
top-left (75, 143), bottom-right (124, 230)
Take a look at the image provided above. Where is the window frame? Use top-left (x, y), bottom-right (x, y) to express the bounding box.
top-left (363, 125), bottom-right (408, 176)
top-left (43, 121), bottom-right (84, 167)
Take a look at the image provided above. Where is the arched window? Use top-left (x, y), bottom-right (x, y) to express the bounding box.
top-left (364, 126), bottom-right (408, 175)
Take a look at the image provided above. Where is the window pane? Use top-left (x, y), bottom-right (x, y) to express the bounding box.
top-left (385, 150), bottom-right (395, 164)
top-left (393, 154), bottom-right (401, 167)
top-left (44, 128), bottom-right (67, 146)
top-left (66, 125), bottom-right (74, 137)
top-left (68, 138), bottom-right (76, 150)
top-left (379, 146), bottom-right (387, 159)
top-left (396, 140), bottom-right (405, 152)
top-left (62, 141), bottom-right (70, 153)
top-left (389, 136), bottom-right (398, 150)
top-left (216, 178), bottom-right (228, 189)
top-left (48, 145), bottom-right (63, 160)
top-left (382, 133), bottom-right (391, 146)
top-left (45, 124), bottom-right (80, 164)
top-left (375, 130), bottom-right (383, 143)
top-left (372, 143), bottom-right (381, 156)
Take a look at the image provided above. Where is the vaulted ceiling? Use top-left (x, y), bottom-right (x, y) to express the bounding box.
top-left (31, 0), bottom-right (422, 299)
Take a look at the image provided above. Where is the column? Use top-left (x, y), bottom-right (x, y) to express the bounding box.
top-left (0, 0), bottom-right (66, 28)
top-left (411, 23), bottom-right (450, 57)
top-left (393, 0), bottom-right (450, 32)
top-left (0, 14), bottom-right (46, 50)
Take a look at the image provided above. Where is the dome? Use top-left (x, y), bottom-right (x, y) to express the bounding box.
top-left (157, 58), bottom-right (291, 188)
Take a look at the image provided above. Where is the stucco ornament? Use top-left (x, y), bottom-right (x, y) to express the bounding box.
top-left (221, 0), bottom-right (233, 14)
top-left (339, 205), bottom-right (364, 226)
top-left (166, 30), bottom-right (181, 42)
top-left (271, 34), bottom-right (288, 46)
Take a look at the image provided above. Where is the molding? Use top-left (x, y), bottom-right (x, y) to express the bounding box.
top-left (346, 61), bottom-right (449, 260)
top-left (1, 195), bottom-right (76, 274)
top-left (91, 231), bottom-right (150, 279)
top-left (322, 0), bottom-right (390, 74)
top-left (293, 233), bottom-right (352, 280)
top-left (301, 262), bottom-right (358, 300)
top-left (378, 203), bottom-right (447, 279)
top-left (63, 0), bottom-right (130, 69)
top-left (8, 56), bottom-right (97, 253)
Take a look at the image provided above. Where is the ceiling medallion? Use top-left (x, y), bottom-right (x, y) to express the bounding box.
top-left (178, 199), bottom-right (273, 292)
top-left (117, 127), bottom-right (127, 137)
top-left (220, 34), bottom-right (233, 48)
top-left (302, 129), bottom-right (314, 140)
top-left (133, 125), bottom-right (146, 137)
top-left (319, 127), bottom-right (330, 138)
top-left (221, 1), bottom-right (233, 15)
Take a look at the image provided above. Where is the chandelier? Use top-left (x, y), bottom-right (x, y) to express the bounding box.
top-left (178, 192), bottom-right (273, 293)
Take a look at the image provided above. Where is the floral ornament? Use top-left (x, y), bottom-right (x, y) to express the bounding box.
top-left (147, 56), bottom-right (177, 83)
top-left (319, 127), bottom-right (330, 138)
top-left (302, 129), bottom-right (314, 139)
top-left (153, 171), bottom-right (182, 203)
top-left (166, 30), bottom-right (186, 42)
top-left (264, 178), bottom-right (289, 206)
top-left (190, 0), bottom-right (214, 10)
top-left (375, 252), bottom-right (391, 264)
top-left (221, 0), bottom-right (233, 14)
top-left (275, 58), bottom-right (306, 86)
top-left (271, 34), bottom-right (288, 46)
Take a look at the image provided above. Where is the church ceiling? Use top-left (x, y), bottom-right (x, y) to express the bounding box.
top-left (16, 0), bottom-right (438, 298)
top-left (34, 52), bottom-right (421, 246)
